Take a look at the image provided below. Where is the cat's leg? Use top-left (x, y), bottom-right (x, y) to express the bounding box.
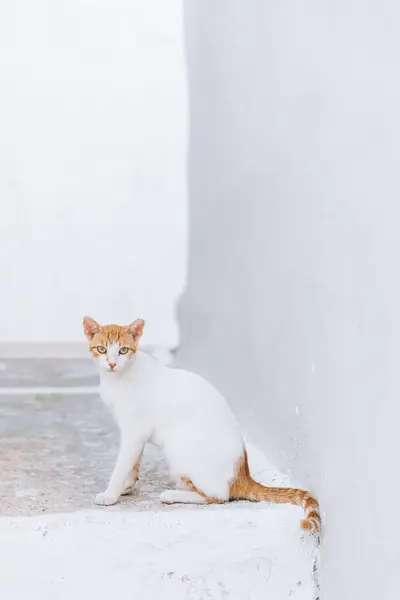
top-left (96, 439), bottom-right (144, 506)
top-left (160, 490), bottom-right (206, 504)
top-left (174, 476), bottom-right (192, 490)
top-left (121, 452), bottom-right (143, 496)
top-left (161, 477), bottom-right (226, 504)
top-left (177, 477), bottom-right (226, 505)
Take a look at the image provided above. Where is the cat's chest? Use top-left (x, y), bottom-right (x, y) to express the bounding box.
top-left (100, 383), bottom-right (139, 423)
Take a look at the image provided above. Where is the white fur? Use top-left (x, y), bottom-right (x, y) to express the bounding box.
top-left (93, 350), bottom-right (245, 506)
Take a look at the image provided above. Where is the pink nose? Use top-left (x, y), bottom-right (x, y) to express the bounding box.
top-left (108, 362), bottom-right (116, 370)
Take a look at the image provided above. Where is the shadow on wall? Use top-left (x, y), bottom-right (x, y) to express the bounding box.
top-left (178, 2), bottom-right (400, 600)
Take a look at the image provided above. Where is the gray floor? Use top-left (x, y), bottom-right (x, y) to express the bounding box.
top-left (0, 358), bottom-right (193, 516)
top-left (0, 391), bottom-right (181, 516)
top-left (0, 354), bottom-right (177, 516)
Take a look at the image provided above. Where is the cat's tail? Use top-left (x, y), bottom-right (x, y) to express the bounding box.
top-left (229, 453), bottom-right (321, 533)
top-left (242, 480), bottom-right (321, 532)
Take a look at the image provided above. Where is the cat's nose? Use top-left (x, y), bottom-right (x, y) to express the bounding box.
top-left (108, 362), bottom-right (116, 370)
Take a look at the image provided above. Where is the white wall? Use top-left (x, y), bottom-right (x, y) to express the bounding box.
top-left (179, 1), bottom-right (400, 599)
top-left (0, 0), bottom-right (187, 347)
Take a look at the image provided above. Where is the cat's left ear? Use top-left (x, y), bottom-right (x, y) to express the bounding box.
top-left (126, 318), bottom-right (145, 342)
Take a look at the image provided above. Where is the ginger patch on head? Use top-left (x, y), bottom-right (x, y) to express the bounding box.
top-left (82, 317), bottom-right (145, 368)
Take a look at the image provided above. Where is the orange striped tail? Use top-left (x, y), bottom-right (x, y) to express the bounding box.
top-left (229, 453), bottom-right (320, 532)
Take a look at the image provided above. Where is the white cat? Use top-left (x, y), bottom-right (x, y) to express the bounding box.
top-left (83, 316), bottom-right (320, 532)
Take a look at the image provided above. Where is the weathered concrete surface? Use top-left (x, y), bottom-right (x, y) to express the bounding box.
top-left (0, 392), bottom-right (177, 516)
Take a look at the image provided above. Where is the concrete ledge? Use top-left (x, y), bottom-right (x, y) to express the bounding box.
top-left (0, 508), bottom-right (318, 600)
top-left (0, 358), bottom-right (97, 388)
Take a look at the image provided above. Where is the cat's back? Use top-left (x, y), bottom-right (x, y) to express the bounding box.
top-left (158, 361), bottom-right (215, 394)
top-left (158, 362), bottom-right (237, 420)
top-left (102, 352), bottom-right (234, 422)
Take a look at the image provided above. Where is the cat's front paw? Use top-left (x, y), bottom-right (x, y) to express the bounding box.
top-left (95, 491), bottom-right (119, 506)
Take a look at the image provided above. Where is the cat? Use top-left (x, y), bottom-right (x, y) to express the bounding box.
top-left (83, 316), bottom-right (320, 532)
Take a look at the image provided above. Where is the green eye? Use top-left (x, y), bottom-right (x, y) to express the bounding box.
top-left (119, 347), bottom-right (129, 355)
top-left (97, 346), bottom-right (107, 354)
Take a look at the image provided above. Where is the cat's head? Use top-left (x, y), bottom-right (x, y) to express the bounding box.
top-left (82, 317), bottom-right (145, 373)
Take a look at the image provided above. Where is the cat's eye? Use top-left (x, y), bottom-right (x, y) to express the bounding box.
top-left (119, 347), bottom-right (129, 355)
top-left (96, 346), bottom-right (107, 354)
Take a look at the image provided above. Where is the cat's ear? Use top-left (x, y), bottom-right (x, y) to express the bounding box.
top-left (126, 318), bottom-right (145, 341)
top-left (83, 316), bottom-right (101, 340)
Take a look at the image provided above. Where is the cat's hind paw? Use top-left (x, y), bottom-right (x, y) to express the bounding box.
top-left (95, 492), bottom-right (118, 506)
top-left (160, 490), bottom-right (175, 504)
